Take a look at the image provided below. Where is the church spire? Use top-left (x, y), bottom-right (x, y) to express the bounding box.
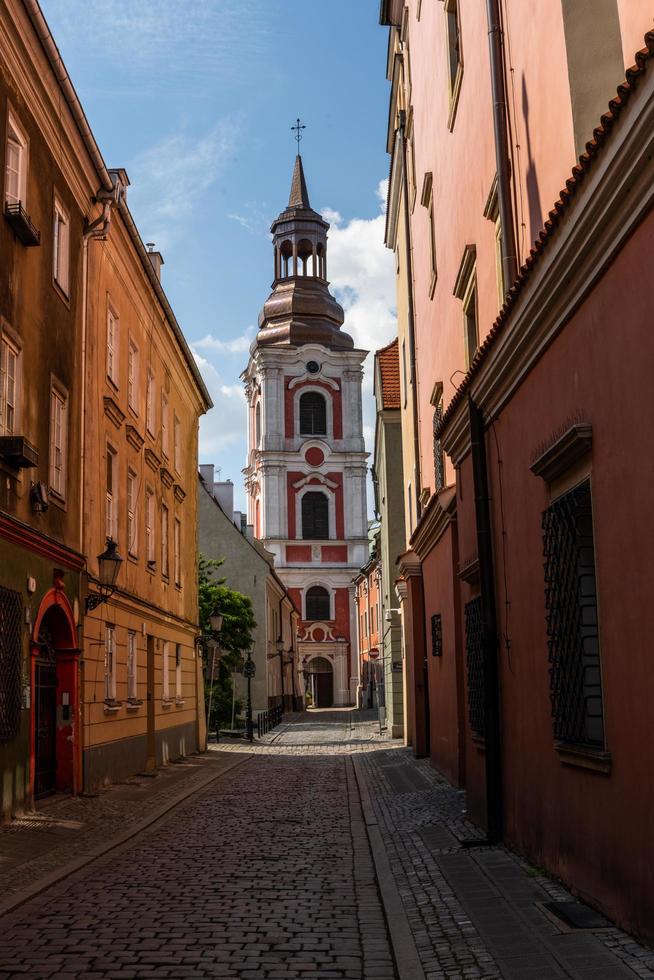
top-left (288, 154), bottom-right (311, 209)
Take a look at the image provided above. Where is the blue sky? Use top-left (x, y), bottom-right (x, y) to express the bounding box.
top-left (42, 0), bottom-right (396, 512)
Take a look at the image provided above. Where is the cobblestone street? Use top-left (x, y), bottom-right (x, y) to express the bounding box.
top-left (1, 710), bottom-right (653, 979)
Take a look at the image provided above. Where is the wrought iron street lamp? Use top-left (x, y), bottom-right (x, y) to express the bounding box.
top-left (204, 605), bottom-right (223, 740)
top-left (85, 538), bottom-right (123, 612)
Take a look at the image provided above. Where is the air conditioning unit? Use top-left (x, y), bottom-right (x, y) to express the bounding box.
top-left (30, 481), bottom-right (49, 513)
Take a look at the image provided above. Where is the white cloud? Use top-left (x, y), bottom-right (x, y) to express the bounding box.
top-left (193, 353), bottom-right (247, 458)
top-left (227, 203), bottom-right (271, 236)
top-left (193, 328), bottom-right (254, 355)
top-left (128, 119), bottom-right (237, 250)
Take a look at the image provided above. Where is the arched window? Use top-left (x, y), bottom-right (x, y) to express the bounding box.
top-left (316, 242), bottom-right (325, 279)
top-left (255, 401), bottom-right (261, 447)
top-left (299, 391), bottom-right (326, 436)
top-left (280, 240), bottom-right (293, 278)
top-left (297, 238), bottom-right (313, 276)
top-left (302, 491), bottom-right (329, 539)
top-left (306, 586), bottom-right (330, 621)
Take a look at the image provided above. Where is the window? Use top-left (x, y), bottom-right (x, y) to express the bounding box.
top-left (306, 586), bottom-right (330, 621)
top-left (364, 610), bottom-right (369, 638)
top-left (299, 391), bottom-right (326, 436)
top-left (255, 401), bottom-right (261, 447)
top-left (105, 625), bottom-right (116, 702)
top-left (127, 631), bottom-right (137, 701)
top-left (127, 469), bottom-right (138, 556)
top-left (444, 0), bottom-right (463, 128)
top-left (0, 586), bottom-right (22, 741)
top-left (421, 173), bottom-right (437, 297)
top-left (542, 479), bottom-right (604, 748)
top-left (431, 382), bottom-right (445, 492)
top-left (454, 245), bottom-right (478, 369)
top-left (174, 518), bottom-right (181, 586)
top-left (465, 596), bottom-right (484, 737)
top-left (408, 481), bottom-right (413, 534)
top-left (173, 414), bottom-right (181, 472)
top-left (128, 340), bottom-right (139, 413)
top-left (146, 370), bottom-right (155, 435)
top-left (175, 644), bottom-right (182, 701)
top-left (53, 198), bottom-right (70, 295)
top-left (106, 446), bottom-right (117, 540)
top-left (49, 383), bottom-right (67, 498)
top-left (301, 491), bottom-right (329, 540)
top-left (161, 393), bottom-right (169, 457)
top-left (484, 177), bottom-right (504, 306)
top-left (145, 489), bottom-right (155, 567)
top-left (161, 502), bottom-right (169, 578)
top-left (5, 115), bottom-right (27, 206)
top-left (0, 334), bottom-right (18, 436)
top-left (162, 640), bottom-right (170, 701)
top-left (401, 340), bottom-right (408, 409)
top-left (107, 306), bottom-right (119, 385)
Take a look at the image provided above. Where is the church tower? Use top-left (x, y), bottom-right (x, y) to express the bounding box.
top-left (242, 152), bottom-right (368, 707)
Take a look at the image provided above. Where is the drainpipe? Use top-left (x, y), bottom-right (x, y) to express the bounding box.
top-left (278, 597), bottom-right (285, 710)
top-left (468, 396), bottom-right (502, 844)
top-left (486, 0), bottom-right (518, 288)
top-left (398, 110), bottom-right (422, 521)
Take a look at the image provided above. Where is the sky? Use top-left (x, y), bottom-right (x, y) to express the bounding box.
top-left (41, 0), bottom-right (397, 513)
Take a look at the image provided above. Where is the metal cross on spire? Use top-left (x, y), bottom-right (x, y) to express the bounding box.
top-left (291, 117), bottom-right (306, 150)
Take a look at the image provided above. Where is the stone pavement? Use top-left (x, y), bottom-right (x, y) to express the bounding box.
top-left (0, 709), bottom-right (653, 980)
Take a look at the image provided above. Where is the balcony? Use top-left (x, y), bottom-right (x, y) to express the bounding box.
top-left (4, 202), bottom-right (40, 246)
top-left (0, 435), bottom-right (38, 469)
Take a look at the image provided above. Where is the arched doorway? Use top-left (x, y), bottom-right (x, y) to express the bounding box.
top-left (31, 590), bottom-right (79, 800)
top-left (305, 656), bottom-right (333, 708)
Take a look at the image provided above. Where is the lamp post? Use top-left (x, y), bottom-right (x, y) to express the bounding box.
top-left (243, 648), bottom-right (255, 742)
top-left (85, 538), bottom-right (123, 612)
top-left (204, 605), bottom-right (223, 741)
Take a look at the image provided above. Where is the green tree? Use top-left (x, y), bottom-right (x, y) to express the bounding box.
top-left (199, 555), bottom-right (256, 730)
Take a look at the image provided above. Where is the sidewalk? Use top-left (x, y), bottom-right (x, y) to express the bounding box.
top-left (0, 750), bottom-right (250, 917)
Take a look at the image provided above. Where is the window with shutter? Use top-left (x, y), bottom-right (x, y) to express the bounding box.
top-left (306, 586), bottom-right (330, 621)
top-left (299, 391), bottom-right (327, 435)
top-left (301, 491), bottom-right (329, 540)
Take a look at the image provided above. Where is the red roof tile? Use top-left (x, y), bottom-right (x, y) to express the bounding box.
top-left (376, 338), bottom-right (401, 410)
top-left (439, 32), bottom-right (654, 437)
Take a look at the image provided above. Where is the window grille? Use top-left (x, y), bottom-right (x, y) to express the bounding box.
top-left (433, 400), bottom-right (444, 491)
top-left (542, 479), bottom-right (604, 747)
top-left (299, 391), bottom-right (326, 435)
top-left (465, 596), bottom-right (484, 737)
top-left (431, 613), bottom-right (442, 656)
top-left (306, 586), bottom-right (330, 621)
top-left (0, 586), bottom-right (22, 741)
top-left (301, 491), bottom-right (329, 540)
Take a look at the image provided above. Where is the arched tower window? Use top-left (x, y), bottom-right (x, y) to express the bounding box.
top-left (280, 240), bottom-right (293, 278)
top-left (297, 239), bottom-right (313, 276)
top-left (316, 242), bottom-right (325, 279)
top-left (255, 401), bottom-right (261, 447)
top-left (299, 391), bottom-right (326, 436)
top-left (306, 586), bottom-right (330, 621)
top-left (302, 491), bottom-right (329, 539)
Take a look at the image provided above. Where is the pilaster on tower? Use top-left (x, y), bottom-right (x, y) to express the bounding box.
top-left (241, 150), bottom-right (369, 707)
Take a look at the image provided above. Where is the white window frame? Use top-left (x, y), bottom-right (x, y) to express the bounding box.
top-left (295, 483), bottom-right (335, 542)
top-left (173, 414), bottom-right (181, 473)
top-left (128, 338), bottom-right (139, 414)
top-left (174, 517), bottom-right (181, 587)
top-left (293, 386), bottom-right (333, 441)
top-left (161, 392), bottom-right (169, 457)
top-left (175, 644), bottom-right (182, 702)
top-left (49, 380), bottom-right (68, 500)
top-left (106, 445), bottom-right (118, 541)
top-left (162, 640), bottom-right (170, 701)
top-left (146, 370), bottom-right (155, 435)
top-left (161, 501), bottom-right (169, 578)
top-left (53, 196), bottom-right (70, 296)
top-left (127, 468), bottom-right (138, 557)
top-left (0, 331), bottom-right (20, 437)
top-left (301, 582), bottom-right (334, 621)
top-left (105, 625), bottom-right (117, 702)
top-left (145, 488), bottom-right (155, 567)
top-left (5, 113), bottom-right (27, 207)
top-left (106, 304), bottom-right (119, 386)
top-left (127, 630), bottom-right (138, 701)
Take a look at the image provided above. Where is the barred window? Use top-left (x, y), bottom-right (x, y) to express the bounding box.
top-left (299, 391), bottom-right (326, 436)
top-left (465, 596), bottom-right (484, 737)
top-left (306, 586), bottom-right (330, 621)
top-left (433, 398), bottom-right (444, 491)
top-left (0, 586), bottom-right (22, 741)
top-left (542, 479), bottom-right (604, 747)
top-left (301, 491), bottom-right (329, 540)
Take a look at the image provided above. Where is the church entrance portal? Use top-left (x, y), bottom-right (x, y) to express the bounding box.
top-left (306, 657), bottom-right (334, 708)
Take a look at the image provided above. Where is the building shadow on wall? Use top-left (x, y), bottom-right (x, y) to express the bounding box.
top-left (522, 74), bottom-right (543, 249)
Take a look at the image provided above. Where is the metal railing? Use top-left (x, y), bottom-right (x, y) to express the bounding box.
top-left (256, 703), bottom-right (283, 738)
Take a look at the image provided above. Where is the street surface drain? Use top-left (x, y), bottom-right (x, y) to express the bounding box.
top-left (543, 900), bottom-right (610, 930)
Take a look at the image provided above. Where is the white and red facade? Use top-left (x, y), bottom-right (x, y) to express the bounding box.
top-left (242, 156), bottom-right (368, 706)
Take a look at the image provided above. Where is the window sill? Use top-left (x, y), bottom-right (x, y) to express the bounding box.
top-left (52, 278), bottom-right (70, 308)
top-left (128, 552), bottom-right (139, 564)
top-left (555, 742), bottom-right (611, 775)
top-left (162, 698), bottom-right (173, 709)
top-left (175, 699), bottom-right (185, 708)
top-left (126, 699), bottom-right (143, 712)
top-left (48, 489), bottom-right (67, 512)
top-left (103, 700), bottom-right (122, 714)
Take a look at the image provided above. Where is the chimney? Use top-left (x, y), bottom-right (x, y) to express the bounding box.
top-left (199, 464), bottom-right (215, 486)
top-left (146, 242), bottom-right (164, 280)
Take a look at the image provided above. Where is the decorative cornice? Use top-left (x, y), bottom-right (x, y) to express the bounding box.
top-left (453, 245), bottom-right (477, 299)
top-left (458, 556), bottom-right (480, 585)
top-left (160, 466), bottom-right (174, 489)
top-left (103, 395), bottom-right (126, 430)
top-left (410, 486), bottom-right (456, 561)
top-left (397, 548), bottom-right (422, 579)
top-left (144, 447), bottom-right (161, 472)
top-left (530, 424), bottom-right (592, 483)
top-left (0, 511), bottom-right (84, 570)
top-left (125, 424), bottom-right (144, 452)
top-left (173, 483), bottom-right (186, 503)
